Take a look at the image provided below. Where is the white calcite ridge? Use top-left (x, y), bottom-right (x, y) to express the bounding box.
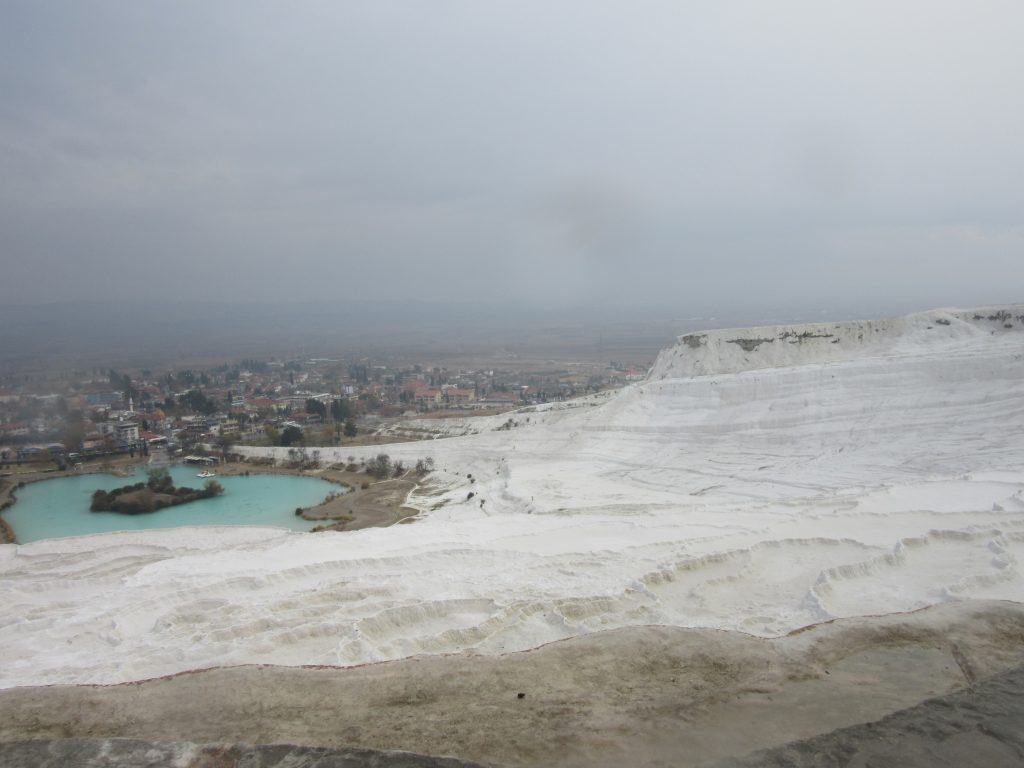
top-left (1, 305), bottom-right (1023, 688)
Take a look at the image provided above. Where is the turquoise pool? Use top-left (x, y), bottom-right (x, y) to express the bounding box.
top-left (2, 465), bottom-right (342, 543)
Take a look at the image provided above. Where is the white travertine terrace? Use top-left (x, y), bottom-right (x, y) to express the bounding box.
top-left (2, 306), bottom-right (1022, 688)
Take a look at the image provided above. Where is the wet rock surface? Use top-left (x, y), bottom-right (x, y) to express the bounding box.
top-left (1, 603), bottom-right (1022, 767)
top-left (3, 664), bottom-right (1023, 768)
top-left (0, 739), bottom-right (487, 768)
top-left (714, 665), bottom-right (1024, 767)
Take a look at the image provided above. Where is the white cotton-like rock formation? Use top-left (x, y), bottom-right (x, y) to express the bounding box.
top-left (1, 305), bottom-right (1023, 688)
top-left (648, 306), bottom-right (1023, 378)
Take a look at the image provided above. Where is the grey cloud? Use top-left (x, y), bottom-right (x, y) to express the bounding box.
top-left (0, 1), bottom-right (1022, 315)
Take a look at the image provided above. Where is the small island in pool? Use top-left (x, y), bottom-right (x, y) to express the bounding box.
top-left (90, 467), bottom-right (224, 515)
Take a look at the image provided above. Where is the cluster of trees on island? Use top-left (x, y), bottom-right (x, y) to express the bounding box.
top-left (90, 467), bottom-right (224, 515)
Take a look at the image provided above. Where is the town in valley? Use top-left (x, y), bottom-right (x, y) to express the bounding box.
top-left (0, 352), bottom-right (651, 470)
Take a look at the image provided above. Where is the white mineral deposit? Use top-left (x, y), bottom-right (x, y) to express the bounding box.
top-left (2, 306), bottom-right (1022, 691)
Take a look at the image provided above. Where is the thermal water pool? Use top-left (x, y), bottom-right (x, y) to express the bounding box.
top-left (2, 465), bottom-right (342, 543)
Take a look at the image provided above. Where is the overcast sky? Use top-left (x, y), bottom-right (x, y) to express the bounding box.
top-left (1, 1), bottom-right (1022, 315)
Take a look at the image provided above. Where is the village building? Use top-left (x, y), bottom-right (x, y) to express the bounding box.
top-left (114, 422), bottom-right (140, 445)
top-left (479, 391), bottom-right (519, 406)
top-left (413, 388), bottom-right (442, 408)
top-left (443, 387), bottom-right (476, 406)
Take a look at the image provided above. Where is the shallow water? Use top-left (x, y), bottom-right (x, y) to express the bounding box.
top-left (2, 465), bottom-right (341, 543)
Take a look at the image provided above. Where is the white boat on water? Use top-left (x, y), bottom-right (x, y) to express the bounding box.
top-left (197, 470), bottom-right (216, 478)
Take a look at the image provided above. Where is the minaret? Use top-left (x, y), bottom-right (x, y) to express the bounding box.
top-left (129, 396), bottom-right (134, 414)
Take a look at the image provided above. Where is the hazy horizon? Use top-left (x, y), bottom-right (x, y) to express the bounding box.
top-left (1, 295), bottom-right (1017, 371)
top-left (2, 1), bottom-right (1022, 318)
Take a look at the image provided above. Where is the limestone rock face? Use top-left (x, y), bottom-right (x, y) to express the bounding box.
top-left (648, 305), bottom-right (1024, 379)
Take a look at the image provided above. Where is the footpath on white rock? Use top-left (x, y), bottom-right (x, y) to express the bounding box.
top-left (2, 305), bottom-right (1023, 688)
